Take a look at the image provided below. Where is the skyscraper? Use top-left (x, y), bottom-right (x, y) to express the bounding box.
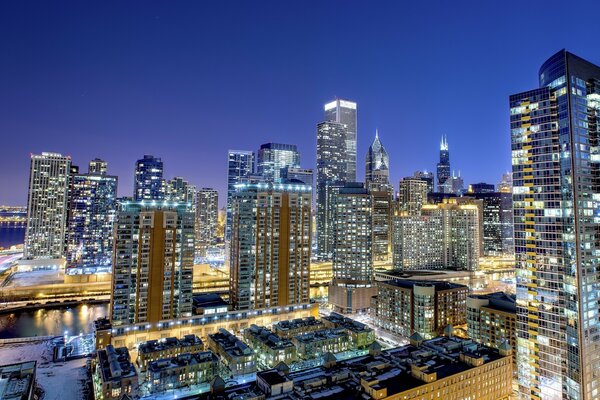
top-left (316, 121), bottom-right (348, 260)
top-left (226, 150), bottom-right (254, 241)
top-left (66, 159), bottom-right (118, 267)
top-left (398, 177), bottom-right (429, 216)
top-left (510, 50), bottom-right (600, 399)
top-left (110, 201), bottom-right (194, 326)
top-left (365, 130), bottom-right (390, 186)
top-left (134, 155), bottom-right (165, 201)
top-left (328, 182), bottom-right (375, 313)
top-left (166, 177), bottom-right (196, 207)
top-left (256, 143), bottom-right (300, 182)
top-left (196, 188), bottom-right (219, 253)
top-left (370, 185), bottom-right (393, 262)
top-left (324, 98), bottom-right (357, 181)
top-left (436, 135), bottom-right (451, 192)
top-left (413, 170), bottom-right (434, 193)
top-left (229, 181), bottom-right (311, 310)
top-left (24, 152), bottom-right (71, 261)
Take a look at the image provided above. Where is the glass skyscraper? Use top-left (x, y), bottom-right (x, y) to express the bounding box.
top-left (365, 130), bottom-right (390, 186)
top-left (510, 50), bottom-right (600, 400)
top-left (66, 159), bottom-right (118, 267)
top-left (324, 98), bottom-right (357, 182)
top-left (316, 121), bottom-right (347, 260)
top-left (226, 150), bottom-right (254, 241)
top-left (256, 142), bottom-right (300, 182)
top-left (436, 135), bottom-right (451, 193)
top-left (133, 155), bottom-right (165, 201)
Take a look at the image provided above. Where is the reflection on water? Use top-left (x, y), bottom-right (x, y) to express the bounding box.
top-left (0, 303), bottom-right (109, 339)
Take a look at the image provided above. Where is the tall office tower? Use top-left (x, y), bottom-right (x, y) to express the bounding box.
top-left (24, 152), bottom-right (71, 260)
top-left (196, 188), bottom-right (219, 253)
top-left (66, 159), bottom-right (118, 267)
top-left (469, 182), bottom-right (496, 194)
top-left (365, 130), bottom-right (389, 186)
top-left (88, 158), bottom-right (107, 175)
top-left (413, 170), bottom-right (434, 193)
top-left (324, 98), bottom-right (357, 181)
top-left (450, 172), bottom-right (465, 195)
top-left (370, 185), bottom-right (393, 262)
top-left (229, 181), bottom-right (311, 310)
top-left (510, 50), bottom-right (600, 400)
top-left (497, 172), bottom-right (512, 193)
top-left (393, 200), bottom-right (480, 271)
top-left (436, 135), bottom-right (451, 192)
top-left (281, 166), bottom-right (313, 187)
top-left (398, 177), bottom-right (429, 216)
top-left (134, 155), bottom-right (165, 201)
top-left (110, 202), bottom-right (194, 326)
top-left (256, 143), bottom-right (300, 182)
top-left (316, 121), bottom-right (348, 260)
top-left (329, 183), bottom-right (375, 313)
top-left (464, 184), bottom-right (505, 256)
top-left (226, 150), bottom-right (254, 241)
top-left (166, 177), bottom-right (196, 208)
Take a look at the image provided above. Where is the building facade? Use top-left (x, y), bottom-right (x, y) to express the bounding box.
top-left (196, 188), bottom-right (219, 254)
top-left (398, 177), bottom-right (429, 216)
top-left (324, 98), bottom-right (357, 182)
top-left (329, 183), bottom-right (375, 313)
top-left (226, 150), bottom-right (254, 241)
top-left (372, 280), bottom-right (468, 339)
top-left (66, 159), bottom-right (118, 267)
top-left (110, 201), bottom-right (194, 326)
top-left (134, 155), bottom-right (165, 201)
top-left (316, 121), bottom-right (347, 260)
top-left (256, 142), bottom-right (300, 182)
top-left (24, 152), bottom-right (71, 261)
top-left (436, 135), bottom-right (451, 192)
top-left (370, 185), bottom-right (393, 262)
top-left (229, 181), bottom-right (311, 310)
top-left (510, 50), bottom-right (600, 399)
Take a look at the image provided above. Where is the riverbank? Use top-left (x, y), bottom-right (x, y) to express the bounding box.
top-left (0, 298), bottom-right (108, 315)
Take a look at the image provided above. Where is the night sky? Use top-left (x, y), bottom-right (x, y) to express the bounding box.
top-left (2, 1), bottom-right (600, 206)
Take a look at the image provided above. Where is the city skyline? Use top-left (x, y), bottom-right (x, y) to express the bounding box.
top-left (4, 2), bottom-right (600, 206)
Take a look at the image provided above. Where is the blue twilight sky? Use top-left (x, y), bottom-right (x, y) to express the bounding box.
top-left (2, 1), bottom-right (600, 206)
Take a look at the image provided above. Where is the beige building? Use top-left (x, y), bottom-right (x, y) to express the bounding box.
top-left (243, 324), bottom-right (297, 368)
top-left (94, 345), bottom-right (139, 400)
top-left (207, 328), bottom-right (256, 376)
top-left (136, 334), bottom-right (204, 372)
top-left (146, 351), bottom-right (218, 394)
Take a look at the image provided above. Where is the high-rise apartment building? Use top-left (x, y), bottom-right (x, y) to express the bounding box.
top-left (110, 202), bottom-right (194, 326)
top-left (370, 185), bottom-right (393, 262)
top-left (24, 152), bottom-right (72, 261)
top-left (510, 50), bottom-right (600, 399)
top-left (196, 188), bottom-right (219, 253)
top-left (392, 200), bottom-right (480, 271)
top-left (324, 98), bottom-right (357, 182)
top-left (398, 177), bottom-right (429, 216)
top-left (66, 159), bottom-right (118, 267)
top-left (316, 121), bottom-right (347, 260)
top-left (413, 170), bottom-right (434, 193)
top-left (328, 183), bottom-right (375, 313)
top-left (436, 135), bottom-right (451, 192)
top-left (256, 143), bottom-right (300, 182)
top-left (226, 150), bottom-right (254, 241)
top-left (229, 181), bottom-right (311, 310)
top-left (365, 130), bottom-right (389, 186)
top-left (166, 177), bottom-right (196, 208)
top-left (134, 155), bottom-right (165, 201)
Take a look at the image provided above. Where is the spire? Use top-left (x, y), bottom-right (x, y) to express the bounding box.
top-left (375, 128), bottom-right (379, 139)
top-left (440, 134), bottom-right (449, 151)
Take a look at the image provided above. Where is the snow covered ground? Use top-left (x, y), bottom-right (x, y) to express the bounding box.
top-left (5, 269), bottom-right (64, 287)
top-left (0, 338), bottom-right (89, 400)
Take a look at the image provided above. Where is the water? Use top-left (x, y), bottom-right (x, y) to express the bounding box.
top-left (0, 227), bottom-right (25, 249)
top-left (0, 303), bottom-right (109, 339)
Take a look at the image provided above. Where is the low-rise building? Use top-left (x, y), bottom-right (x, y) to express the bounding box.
top-left (292, 328), bottom-right (350, 360)
top-left (146, 351), bottom-right (218, 393)
top-left (321, 312), bottom-right (375, 349)
top-left (243, 325), bottom-right (297, 368)
top-left (371, 279), bottom-right (468, 339)
top-left (192, 293), bottom-right (229, 316)
top-left (94, 345), bottom-right (139, 400)
top-left (205, 336), bottom-right (513, 400)
top-left (0, 361), bottom-right (36, 400)
top-left (207, 328), bottom-right (256, 376)
top-left (467, 292), bottom-right (516, 369)
top-left (272, 316), bottom-right (324, 339)
top-left (137, 334), bottom-right (204, 371)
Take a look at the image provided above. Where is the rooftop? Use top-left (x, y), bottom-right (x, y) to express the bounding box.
top-left (321, 312), bottom-right (372, 333)
top-left (469, 291), bottom-right (516, 313)
top-left (208, 329), bottom-right (254, 358)
top-left (294, 328), bottom-right (348, 344)
top-left (273, 317), bottom-right (323, 332)
top-left (147, 351), bottom-right (218, 373)
top-left (0, 361), bottom-right (36, 400)
top-left (192, 293), bottom-right (229, 310)
top-left (97, 345), bottom-right (136, 383)
top-left (245, 325), bottom-right (295, 350)
top-left (379, 278), bottom-right (468, 291)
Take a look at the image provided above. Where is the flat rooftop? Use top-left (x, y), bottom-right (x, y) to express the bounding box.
top-left (208, 329), bottom-right (254, 358)
top-left (379, 278), bottom-right (468, 291)
top-left (147, 351), bottom-right (217, 373)
top-left (139, 334), bottom-right (203, 355)
top-left (0, 361), bottom-right (36, 400)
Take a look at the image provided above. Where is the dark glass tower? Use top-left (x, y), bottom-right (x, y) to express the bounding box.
top-left (133, 155), bottom-right (165, 201)
top-left (436, 135), bottom-right (451, 192)
top-left (365, 130), bottom-right (390, 186)
top-left (226, 150), bottom-right (254, 241)
top-left (256, 142), bottom-right (300, 182)
top-left (510, 50), bottom-right (600, 400)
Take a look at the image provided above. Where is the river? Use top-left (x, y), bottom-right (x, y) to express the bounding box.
top-left (0, 302), bottom-right (109, 339)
